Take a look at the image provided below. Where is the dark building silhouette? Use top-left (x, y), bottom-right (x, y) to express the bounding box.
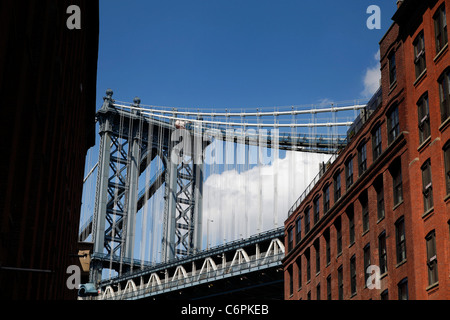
top-left (0, 1), bottom-right (99, 299)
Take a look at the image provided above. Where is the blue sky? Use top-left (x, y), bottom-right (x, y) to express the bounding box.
top-left (95, 0), bottom-right (397, 111)
top-left (83, 1), bottom-right (400, 261)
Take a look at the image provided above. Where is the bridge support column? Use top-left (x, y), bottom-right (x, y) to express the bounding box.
top-left (124, 102), bottom-right (142, 261)
top-left (163, 158), bottom-right (178, 262)
top-left (193, 117), bottom-right (204, 253)
top-left (90, 91), bottom-right (113, 284)
top-left (162, 115), bottom-right (204, 262)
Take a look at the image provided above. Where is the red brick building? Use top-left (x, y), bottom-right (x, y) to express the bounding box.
top-left (283, 0), bottom-right (450, 300)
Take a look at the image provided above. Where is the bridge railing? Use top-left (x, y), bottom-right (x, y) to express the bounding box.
top-left (287, 152), bottom-right (339, 218)
top-left (94, 227), bottom-right (284, 287)
top-left (93, 252), bottom-right (284, 300)
top-left (286, 89), bottom-right (382, 219)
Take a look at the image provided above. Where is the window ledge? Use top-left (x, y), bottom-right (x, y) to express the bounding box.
top-left (348, 242), bottom-right (355, 249)
top-left (377, 216), bottom-right (385, 224)
top-left (426, 282), bottom-right (439, 292)
top-left (439, 116), bottom-right (450, 133)
top-left (393, 200), bottom-right (404, 211)
top-left (413, 69), bottom-right (427, 87)
top-left (417, 136), bottom-right (431, 152)
top-left (388, 81), bottom-right (398, 95)
top-left (444, 193), bottom-right (450, 203)
top-left (422, 207), bottom-right (434, 219)
top-left (361, 229), bottom-right (370, 237)
top-left (434, 43), bottom-right (448, 63)
top-left (395, 259), bottom-right (407, 268)
top-left (380, 272), bottom-right (388, 280)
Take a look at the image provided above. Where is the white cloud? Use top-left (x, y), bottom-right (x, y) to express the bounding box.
top-left (317, 98), bottom-right (334, 107)
top-left (202, 151), bottom-right (332, 249)
top-left (361, 50), bottom-right (381, 98)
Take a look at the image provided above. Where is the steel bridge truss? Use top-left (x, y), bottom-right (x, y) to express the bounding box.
top-left (91, 90), bottom-right (205, 283)
top-left (86, 89), bottom-right (368, 286)
top-left (82, 228), bottom-right (284, 300)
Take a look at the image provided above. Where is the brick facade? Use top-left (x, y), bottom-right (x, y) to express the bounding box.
top-left (283, 0), bottom-right (450, 300)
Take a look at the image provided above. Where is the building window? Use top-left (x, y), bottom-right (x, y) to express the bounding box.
top-left (395, 217), bottom-right (407, 264)
top-left (417, 93), bottom-right (430, 144)
top-left (389, 51), bottom-right (397, 85)
top-left (338, 265), bottom-right (344, 300)
top-left (364, 244), bottom-right (371, 285)
top-left (358, 142), bottom-right (367, 176)
top-left (374, 176), bottom-right (385, 221)
top-left (325, 228), bottom-right (331, 265)
top-left (305, 207), bottom-right (310, 234)
top-left (391, 158), bottom-right (403, 206)
top-left (307, 291), bottom-right (311, 300)
top-left (316, 283), bottom-right (321, 300)
top-left (345, 156), bottom-right (354, 190)
top-left (379, 231), bottom-right (388, 274)
top-left (306, 249), bottom-right (311, 282)
top-left (347, 206), bottom-right (355, 245)
top-left (314, 239), bottom-right (320, 274)
top-left (296, 256), bottom-right (302, 290)
top-left (296, 217), bottom-right (302, 244)
top-left (336, 218), bottom-right (342, 255)
top-left (426, 230), bottom-right (438, 286)
top-left (372, 124), bottom-right (382, 161)
top-left (323, 185), bottom-right (330, 214)
top-left (361, 191), bottom-right (369, 233)
top-left (398, 278), bottom-right (408, 300)
top-left (439, 69), bottom-right (450, 123)
top-left (326, 275), bottom-right (332, 300)
top-left (313, 196), bottom-right (320, 224)
top-left (288, 265), bottom-right (293, 296)
top-left (381, 289), bottom-right (389, 300)
top-left (421, 159), bottom-right (433, 212)
top-left (444, 141), bottom-right (450, 195)
top-left (288, 226), bottom-right (294, 252)
top-left (350, 255), bottom-right (357, 295)
top-left (387, 104), bottom-right (400, 144)
top-left (434, 4), bottom-right (448, 54)
top-left (414, 31), bottom-right (426, 79)
top-left (334, 171), bottom-right (341, 202)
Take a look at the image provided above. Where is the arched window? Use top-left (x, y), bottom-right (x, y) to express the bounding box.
top-left (387, 103), bottom-right (400, 144)
top-left (372, 122), bottom-right (382, 160)
top-left (358, 140), bottom-right (367, 176)
top-left (333, 170), bottom-right (341, 202)
top-left (345, 155), bottom-right (354, 190)
top-left (444, 140), bottom-right (450, 195)
top-left (439, 68), bottom-right (450, 123)
top-left (425, 230), bottom-right (438, 285)
top-left (417, 92), bottom-right (430, 144)
top-left (395, 216), bottom-right (406, 263)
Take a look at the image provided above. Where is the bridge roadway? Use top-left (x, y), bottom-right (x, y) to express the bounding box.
top-left (83, 228), bottom-right (285, 300)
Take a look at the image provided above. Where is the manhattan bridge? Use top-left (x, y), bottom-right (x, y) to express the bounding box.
top-left (77, 88), bottom-right (377, 300)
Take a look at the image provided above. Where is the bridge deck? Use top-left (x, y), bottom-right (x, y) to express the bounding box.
top-left (82, 228), bottom-right (285, 300)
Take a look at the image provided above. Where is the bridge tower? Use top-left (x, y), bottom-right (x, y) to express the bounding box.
top-left (90, 89), bottom-right (205, 284)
